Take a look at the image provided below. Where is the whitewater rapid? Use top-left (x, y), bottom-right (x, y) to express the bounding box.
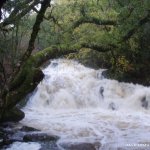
top-left (20, 59), bottom-right (150, 149)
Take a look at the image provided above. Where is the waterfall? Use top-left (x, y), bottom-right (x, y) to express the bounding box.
top-left (21, 59), bottom-right (150, 149)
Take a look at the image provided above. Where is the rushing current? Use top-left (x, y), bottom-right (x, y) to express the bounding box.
top-left (19, 59), bottom-right (150, 149)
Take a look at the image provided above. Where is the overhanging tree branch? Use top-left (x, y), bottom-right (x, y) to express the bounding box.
top-left (82, 43), bottom-right (117, 52)
top-left (123, 10), bottom-right (150, 41)
top-left (73, 16), bottom-right (116, 28)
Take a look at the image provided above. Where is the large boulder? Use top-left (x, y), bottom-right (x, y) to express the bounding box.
top-left (1, 107), bottom-right (25, 122)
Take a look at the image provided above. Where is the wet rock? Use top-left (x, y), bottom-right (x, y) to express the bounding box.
top-left (0, 122), bottom-right (18, 128)
top-left (0, 130), bottom-right (4, 147)
top-left (0, 124), bottom-right (40, 149)
top-left (0, 130), bottom-right (21, 148)
top-left (101, 70), bottom-right (108, 78)
top-left (23, 133), bottom-right (59, 142)
top-left (141, 97), bottom-right (148, 109)
top-left (61, 142), bottom-right (101, 150)
top-left (1, 107), bottom-right (25, 122)
top-left (52, 62), bottom-right (58, 67)
top-left (20, 126), bottom-right (40, 132)
top-left (0, 126), bottom-right (24, 148)
top-left (0, 123), bottom-right (61, 150)
top-left (0, 127), bottom-right (15, 135)
top-left (99, 86), bottom-right (104, 98)
top-left (108, 102), bottom-right (116, 110)
top-left (39, 141), bottom-right (60, 150)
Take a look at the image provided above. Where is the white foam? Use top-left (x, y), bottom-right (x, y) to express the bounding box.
top-left (22, 59), bottom-right (150, 149)
top-left (6, 142), bottom-right (41, 150)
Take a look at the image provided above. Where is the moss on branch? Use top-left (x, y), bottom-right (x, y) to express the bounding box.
top-left (73, 16), bottom-right (116, 29)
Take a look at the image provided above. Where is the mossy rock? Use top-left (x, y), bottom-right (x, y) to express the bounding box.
top-left (1, 107), bottom-right (25, 122)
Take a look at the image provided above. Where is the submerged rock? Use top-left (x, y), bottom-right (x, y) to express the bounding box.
top-left (141, 96), bottom-right (148, 109)
top-left (23, 133), bottom-right (59, 142)
top-left (20, 126), bottom-right (40, 132)
top-left (60, 142), bottom-right (101, 150)
top-left (108, 102), bottom-right (116, 110)
top-left (141, 97), bottom-right (148, 109)
top-left (52, 62), bottom-right (58, 67)
top-left (99, 86), bottom-right (104, 99)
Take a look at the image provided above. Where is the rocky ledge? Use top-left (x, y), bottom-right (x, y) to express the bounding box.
top-left (0, 123), bottom-right (59, 150)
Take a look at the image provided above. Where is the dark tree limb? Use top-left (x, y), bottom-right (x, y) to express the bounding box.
top-left (33, 7), bottom-right (63, 29)
top-left (116, 0), bottom-right (125, 7)
top-left (1, 0), bottom-right (41, 27)
top-left (0, 61), bottom-right (6, 84)
top-left (73, 16), bottom-right (116, 28)
top-left (21, 0), bottom-right (51, 63)
top-left (8, 0), bottom-right (51, 89)
top-left (123, 10), bottom-right (150, 41)
top-left (0, 0), bottom-right (7, 20)
top-left (82, 43), bottom-right (117, 52)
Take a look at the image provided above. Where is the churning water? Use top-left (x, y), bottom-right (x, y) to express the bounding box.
top-left (21, 59), bottom-right (150, 149)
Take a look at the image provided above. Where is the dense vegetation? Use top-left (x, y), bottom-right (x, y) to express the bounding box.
top-left (0, 0), bottom-right (150, 122)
